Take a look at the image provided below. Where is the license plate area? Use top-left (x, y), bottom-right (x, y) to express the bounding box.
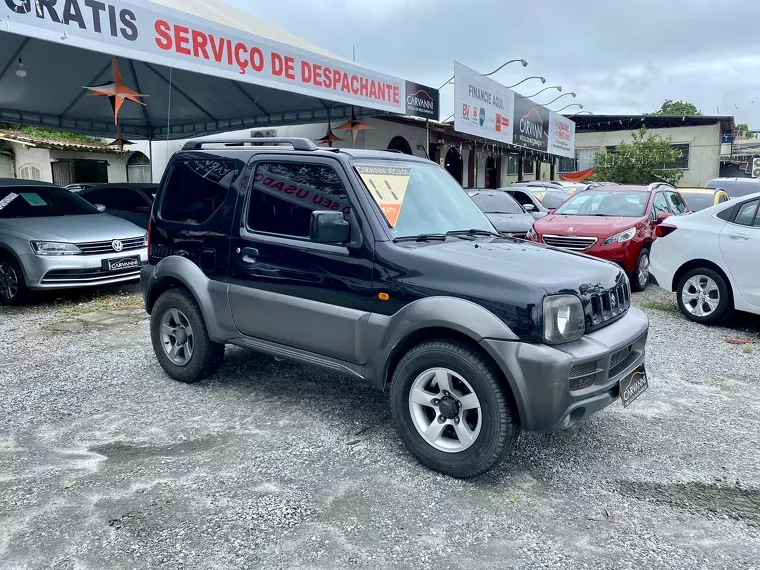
top-left (620, 364), bottom-right (648, 408)
top-left (105, 256), bottom-right (140, 271)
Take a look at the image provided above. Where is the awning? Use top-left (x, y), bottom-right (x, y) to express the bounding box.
top-left (0, 0), bottom-right (437, 140)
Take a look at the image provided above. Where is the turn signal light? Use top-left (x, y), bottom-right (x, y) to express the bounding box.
top-left (378, 292), bottom-right (390, 301)
top-left (655, 224), bottom-right (677, 238)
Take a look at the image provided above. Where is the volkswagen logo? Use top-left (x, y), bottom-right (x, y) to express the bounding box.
top-left (112, 240), bottom-right (124, 252)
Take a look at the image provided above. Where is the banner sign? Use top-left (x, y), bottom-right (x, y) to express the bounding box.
top-left (404, 81), bottom-right (440, 120)
top-left (454, 62), bottom-right (515, 144)
top-left (548, 113), bottom-right (576, 158)
top-left (355, 164), bottom-right (412, 227)
top-left (1, 0), bottom-right (408, 114)
top-left (513, 95), bottom-right (550, 151)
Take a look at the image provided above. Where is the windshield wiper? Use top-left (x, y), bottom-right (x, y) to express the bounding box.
top-left (446, 229), bottom-right (501, 238)
top-left (393, 233), bottom-right (448, 243)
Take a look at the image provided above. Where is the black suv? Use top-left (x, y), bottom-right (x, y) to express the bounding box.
top-left (141, 138), bottom-right (649, 478)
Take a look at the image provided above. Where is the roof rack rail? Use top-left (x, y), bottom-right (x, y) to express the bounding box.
top-left (182, 137), bottom-right (319, 152)
top-left (648, 182), bottom-right (673, 191)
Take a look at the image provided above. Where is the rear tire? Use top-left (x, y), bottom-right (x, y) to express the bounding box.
top-left (677, 268), bottom-right (732, 325)
top-left (151, 288), bottom-right (225, 383)
top-left (390, 339), bottom-right (520, 478)
top-left (629, 247), bottom-right (651, 292)
top-left (0, 254), bottom-right (30, 306)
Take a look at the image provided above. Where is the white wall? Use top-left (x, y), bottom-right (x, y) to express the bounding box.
top-left (574, 124), bottom-right (721, 187)
top-left (10, 143), bottom-right (53, 182)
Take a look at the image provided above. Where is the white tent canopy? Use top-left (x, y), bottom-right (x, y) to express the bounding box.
top-left (0, 0), bottom-right (416, 139)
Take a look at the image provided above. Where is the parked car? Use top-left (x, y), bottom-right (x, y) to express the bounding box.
top-left (650, 192), bottom-right (760, 324)
top-left (677, 187), bottom-right (730, 212)
top-left (78, 183), bottom-right (158, 229)
top-left (503, 185), bottom-right (572, 220)
top-left (706, 177), bottom-right (760, 198)
top-left (467, 190), bottom-right (535, 238)
top-left (0, 179), bottom-right (147, 305)
top-left (141, 137), bottom-right (649, 478)
top-left (527, 183), bottom-right (691, 291)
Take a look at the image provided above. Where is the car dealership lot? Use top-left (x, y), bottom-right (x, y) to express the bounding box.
top-left (1, 286), bottom-right (759, 570)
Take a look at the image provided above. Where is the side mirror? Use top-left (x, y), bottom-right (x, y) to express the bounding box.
top-left (310, 211), bottom-right (350, 244)
top-left (655, 212), bottom-right (672, 225)
top-left (95, 204), bottom-right (106, 213)
top-left (523, 203), bottom-right (536, 212)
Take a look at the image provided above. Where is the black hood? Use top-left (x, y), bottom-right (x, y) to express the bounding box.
top-left (376, 237), bottom-right (626, 342)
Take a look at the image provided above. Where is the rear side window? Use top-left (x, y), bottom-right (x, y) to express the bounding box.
top-left (247, 161), bottom-right (351, 238)
top-left (734, 199), bottom-right (759, 226)
top-left (160, 159), bottom-right (241, 224)
top-left (716, 204), bottom-right (737, 222)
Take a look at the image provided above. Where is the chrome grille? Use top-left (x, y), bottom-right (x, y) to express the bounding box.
top-left (41, 266), bottom-right (142, 284)
top-left (75, 237), bottom-right (144, 255)
top-left (585, 279), bottom-right (631, 331)
top-left (542, 235), bottom-right (598, 251)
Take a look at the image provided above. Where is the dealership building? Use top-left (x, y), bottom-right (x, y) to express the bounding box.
top-left (567, 114), bottom-right (736, 186)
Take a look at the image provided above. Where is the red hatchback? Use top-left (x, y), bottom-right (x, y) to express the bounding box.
top-left (527, 183), bottom-right (690, 291)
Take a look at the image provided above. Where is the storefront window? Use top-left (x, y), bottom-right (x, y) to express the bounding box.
top-left (575, 148), bottom-right (599, 171)
top-left (507, 156), bottom-right (518, 175)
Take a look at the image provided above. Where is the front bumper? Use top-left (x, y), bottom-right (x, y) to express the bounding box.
top-left (19, 248), bottom-right (147, 290)
top-left (481, 307), bottom-right (649, 432)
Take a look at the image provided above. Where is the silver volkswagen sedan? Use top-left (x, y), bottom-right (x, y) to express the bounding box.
top-left (0, 179), bottom-right (147, 305)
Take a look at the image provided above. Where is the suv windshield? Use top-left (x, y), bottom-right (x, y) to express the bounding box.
top-left (0, 186), bottom-right (99, 218)
top-left (353, 160), bottom-right (493, 237)
top-left (554, 190), bottom-right (649, 217)
top-left (470, 191), bottom-right (524, 214)
top-left (532, 190), bottom-right (570, 209)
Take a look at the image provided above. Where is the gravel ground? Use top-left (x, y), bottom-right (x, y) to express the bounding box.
top-left (1, 284), bottom-right (759, 570)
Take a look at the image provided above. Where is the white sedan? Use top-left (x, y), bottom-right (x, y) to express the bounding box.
top-left (650, 191), bottom-right (760, 324)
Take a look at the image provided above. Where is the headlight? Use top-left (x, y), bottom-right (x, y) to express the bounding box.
top-left (602, 227), bottom-right (636, 246)
top-left (143, 233), bottom-right (148, 247)
top-left (526, 226), bottom-right (538, 241)
top-left (543, 295), bottom-right (585, 344)
top-left (30, 241), bottom-right (82, 256)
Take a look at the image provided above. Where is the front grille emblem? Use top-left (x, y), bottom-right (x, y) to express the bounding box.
top-left (112, 240), bottom-right (124, 252)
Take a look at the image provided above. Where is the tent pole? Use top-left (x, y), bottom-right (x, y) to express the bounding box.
top-left (425, 119), bottom-right (429, 159)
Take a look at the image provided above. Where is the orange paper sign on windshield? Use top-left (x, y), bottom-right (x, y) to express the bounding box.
top-left (355, 165), bottom-right (412, 227)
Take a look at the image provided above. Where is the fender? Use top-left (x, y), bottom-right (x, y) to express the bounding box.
top-left (0, 242), bottom-right (26, 279)
top-left (145, 256), bottom-right (237, 342)
top-left (361, 295), bottom-right (520, 384)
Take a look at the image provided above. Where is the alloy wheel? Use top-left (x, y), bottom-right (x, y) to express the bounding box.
top-left (681, 275), bottom-right (720, 317)
top-left (638, 252), bottom-right (650, 289)
top-left (408, 367), bottom-right (482, 453)
top-left (160, 308), bottom-right (195, 366)
top-left (0, 261), bottom-right (19, 302)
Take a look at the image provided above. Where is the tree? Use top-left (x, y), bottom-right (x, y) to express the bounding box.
top-left (592, 128), bottom-right (685, 186)
top-left (651, 99), bottom-right (702, 116)
top-left (737, 123), bottom-right (755, 139)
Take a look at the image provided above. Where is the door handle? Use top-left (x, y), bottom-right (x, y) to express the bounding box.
top-left (241, 247), bottom-right (259, 263)
top-left (728, 233), bottom-right (750, 241)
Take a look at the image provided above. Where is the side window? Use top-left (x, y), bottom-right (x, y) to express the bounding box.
top-left (161, 159), bottom-right (241, 224)
top-left (652, 193), bottom-right (671, 218)
top-left (81, 189), bottom-right (116, 208)
top-left (510, 190), bottom-right (533, 208)
top-left (247, 161), bottom-right (350, 239)
top-left (666, 192), bottom-right (687, 215)
top-left (734, 199), bottom-right (759, 226)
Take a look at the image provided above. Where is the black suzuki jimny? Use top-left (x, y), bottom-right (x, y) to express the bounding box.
top-left (141, 137), bottom-right (649, 478)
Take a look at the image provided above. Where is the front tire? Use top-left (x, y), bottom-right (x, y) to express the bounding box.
top-left (630, 247), bottom-right (651, 292)
top-left (390, 339), bottom-right (520, 478)
top-left (0, 255), bottom-right (30, 306)
top-left (151, 288), bottom-right (225, 383)
top-left (677, 268), bottom-right (732, 325)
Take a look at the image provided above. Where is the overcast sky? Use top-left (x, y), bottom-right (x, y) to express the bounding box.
top-left (225, 0), bottom-right (760, 128)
